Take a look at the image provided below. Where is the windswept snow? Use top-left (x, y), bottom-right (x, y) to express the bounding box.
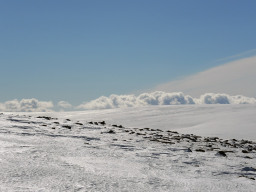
top-left (0, 105), bottom-right (256, 191)
top-left (31, 104), bottom-right (256, 141)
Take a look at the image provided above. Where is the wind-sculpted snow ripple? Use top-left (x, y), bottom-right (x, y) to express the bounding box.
top-left (0, 113), bottom-right (256, 191)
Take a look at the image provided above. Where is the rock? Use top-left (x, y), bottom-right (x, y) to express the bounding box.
top-left (195, 149), bottom-right (205, 152)
top-left (99, 121), bottom-right (106, 125)
top-left (242, 150), bottom-right (249, 153)
top-left (242, 167), bottom-right (256, 172)
top-left (62, 125), bottom-right (71, 129)
top-left (216, 151), bottom-right (227, 157)
top-left (37, 116), bottom-right (56, 120)
top-left (108, 130), bottom-right (115, 134)
top-left (186, 148), bottom-right (192, 152)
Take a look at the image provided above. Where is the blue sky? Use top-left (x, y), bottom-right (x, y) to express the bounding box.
top-left (1, 0), bottom-right (256, 105)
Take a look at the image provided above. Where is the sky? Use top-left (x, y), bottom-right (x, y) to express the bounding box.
top-left (155, 55), bottom-right (256, 97)
top-left (1, 0), bottom-right (256, 107)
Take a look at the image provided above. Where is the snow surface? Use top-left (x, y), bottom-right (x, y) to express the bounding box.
top-left (0, 105), bottom-right (256, 191)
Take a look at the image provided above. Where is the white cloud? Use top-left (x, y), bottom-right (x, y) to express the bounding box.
top-left (195, 93), bottom-right (256, 104)
top-left (1, 92), bottom-right (255, 112)
top-left (77, 91), bottom-right (256, 110)
top-left (57, 101), bottom-right (72, 109)
top-left (154, 55), bottom-right (256, 98)
top-left (0, 98), bottom-right (54, 112)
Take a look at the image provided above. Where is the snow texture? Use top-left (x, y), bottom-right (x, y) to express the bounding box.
top-left (1, 105), bottom-right (256, 191)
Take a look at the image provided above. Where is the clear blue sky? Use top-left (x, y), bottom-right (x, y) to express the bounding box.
top-left (1, 0), bottom-right (256, 105)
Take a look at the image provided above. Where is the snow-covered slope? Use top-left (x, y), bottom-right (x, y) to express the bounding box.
top-left (1, 105), bottom-right (256, 191)
top-left (27, 104), bottom-right (256, 141)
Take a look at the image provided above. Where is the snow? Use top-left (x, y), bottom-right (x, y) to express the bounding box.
top-left (0, 105), bottom-right (256, 191)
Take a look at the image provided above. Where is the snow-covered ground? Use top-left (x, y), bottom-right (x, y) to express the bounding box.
top-left (0, 105), bottom-right (256, 191)
top-left (28, 104), bottom-right (256, 141)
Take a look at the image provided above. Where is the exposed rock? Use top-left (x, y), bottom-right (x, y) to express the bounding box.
top-left (62, 125), bottom-right (71, 129)
top-left (195, 149), bottom-right (205, 152)
top-left (241, 167), bottom-right (256, 172)
top-left (216, 151), bottom-right (227, 157)
top-left (107, 130), bottom-right (115, 134)
top-left (99, 121), bottom-right (106, 125)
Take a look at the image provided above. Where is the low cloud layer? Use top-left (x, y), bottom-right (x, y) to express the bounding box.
top-left (0, 92), bottom-right (255, 112)
top-left (57, 101), bottom-right (73, 109)
top-left (0, 98), bottom-right (53, 112)
top-left (77, 92), bottom-right (256, 110)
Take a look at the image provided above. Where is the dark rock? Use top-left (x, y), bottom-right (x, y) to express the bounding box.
top-left (216, 151), bottom-right (227, 157)
top-left (66, 119), bottom-right (71, 121)
top-left (62, 125), bottom-right (71, 129)
top-left (242, 150), bottom-right (249, 153)
top-left (99, 121), bottom-right (106, 125)
top-left (75, 122), bottom-right (83, 125)
top-left (94, 122), bottom-right (98, 125)
top-left (242, 167), bottom-right (256, 172)
top-left (37, 116), bottom-right (56, 120)
top-left (186, 148), bottom-right (192, 152)
top-left (195, 149), bottom-right (205, 152)
top-left (137, 132), bottom-right (146, 136)
top-left (108, 130), bottom-right (115, 134)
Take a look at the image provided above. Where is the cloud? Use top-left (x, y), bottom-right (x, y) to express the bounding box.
top-left (0, 98), bottom-right (54, 112)
top-left (154, 55), bottom-right (256, 98)
top-left (195, 93), bottom-right (256, 104)
top-left (1, 92), bottom-right (255, 112)
top-left (57, 101), bottom-right (72, 109)
top-left (77, 91), bottom-right (256, 110)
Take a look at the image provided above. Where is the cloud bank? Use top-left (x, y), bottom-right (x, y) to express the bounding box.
top-left (77, 92), bottom-right (256, 110)
top-left (0, 98), bottom-right (53, 112)
top-left (1, 92), bottom-right (255, 112)
top-left (57, 101), bottom-right (73, 109)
